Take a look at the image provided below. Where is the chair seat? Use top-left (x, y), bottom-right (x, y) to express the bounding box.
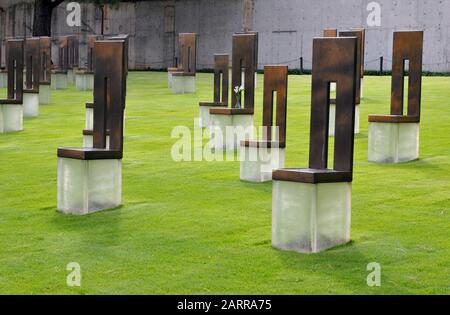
top-left (368, 114), bottom-right (420, 123)
top-left (24, 88), bottom-right (39, 94)
top-left (83, 129), bottom-right (110, 136)
top-left (172, 72), bottom-right (195, 77)
top-left (39, 81), bottom-right (51, 86)
top-left (57, 147), bottom-right (122, 160)
top-left (209, 108), bottom-right (254, 115)
top-left (272, 168), bottom-right (352, 184)
top-left (199, 101), bottom-right (227, 107)
top-left (0, 99), bottom-right (22, 105)
top-left (241, 139), bottom-right (285, 149)
top-left (51, 70), bottom-right (67, 74)
top-left (85, 102), bottom-right (94, 109)
top-left (75, 70), bottom-right (94, 75)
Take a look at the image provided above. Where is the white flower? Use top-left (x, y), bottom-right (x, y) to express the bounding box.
top-left (234, 85), bottom-right (245, 94)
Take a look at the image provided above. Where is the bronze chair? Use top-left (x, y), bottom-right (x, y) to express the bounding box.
top-left (198, 54), bottom-right (229, 128)
top-left (272, 36), bottom-right (358, 254)
top-left (0, 39), bottom-right (24, 133)
top-left (273, 36), bottom-right (358, 184)
top-left (57, 39), bottom-right (127, 214)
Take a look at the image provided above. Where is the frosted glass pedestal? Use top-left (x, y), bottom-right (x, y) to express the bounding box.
top-left (83, 135), bottom-right (110, 148)
top-left (368, 122), bottom-right (419, 163)
top-left (272, 180), bottom-right (351, 253)
top-left (23, 92), bottom-right (39, 117)
top-left (199, 105), bottom-right (226, 128)
top-left (75, 73), bottom-right (94, 91)
top-left (209, 114), bottom-right (254, 150)
top-left (51, 73), bottom-right (68, 90)
top-left (199, 105), bottom-right (213, 128)
top-left (0, 72), bottom-right (7, 88)
top-left (171, 75), bottom-right (196, 94)
top-left (168, 72), bottom-right (174, 88)
top-left (360, 78), bottom-right (364, 98)
top-left (85, 107), bottom-right (93, 130)
top-left (39, 84), bottom-right (51, 104)
top-left (67, 69), bottom-right (74, 84)
top-left (240, 146), bottom-right (285, 182)
top-left (0, 104), bottom-right (23, 133)
top-left (57, 157), bottom-right (122, 214)
top-left (329, 104), bottom-right (359, 136)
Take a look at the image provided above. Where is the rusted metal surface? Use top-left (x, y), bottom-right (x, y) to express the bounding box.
top-left (235, 31), bottom-right (259, 70)
top-left (39, 37), bottom-right (51, 84)
top-left (104, 34), bottom-right (129, 109)
top-left (368, 115), bottom-right (419, 123)
top-left (391, 31), bottom-right (423, 118)
top-left (57, 36), bottom-right (68, 72)
top-left (354, 28), bottom-right (365, 78)
top-left (0, 39), bottom-right (24, 104)
top-left (242, 65), bottom-right (288, 148)
top-left (199, 54), bottom-right (229, 107)
top-left (368, 31), bottom-right (423, 123)
top-left (324, 29), bottom-right (338, 105)
top-left (58, 40), bottom-right (127, 160)
top-left (67, 35), bottom-right (79, 69)
top-left (169, 33), bottom-right (197, 75)
top-left (261, 65), bottom-right (288, 147)
top-left (210, 32), bottom-right (258, 115)
top-left (24, 38), bottom-right (40, 92)
top-left (93, 40), bottom-right (126, 153)
top-left (180, 33), bottom-right (196, 75)
top-left (0, 40), bottom-right (3, 69)
top-left (339, 30), bottom-right (363, 104)
top-left (323, 28), bottom-right (337, 37)
top-left (104, 34), bottom-right (129, 76)
top-left (231, 32), bottom-right (257, 110)
top-left (213, 54), bottom-right (229, 105)
top-left (208, 107), bottom-right (253, 115)
top-left (273, 37), bottom-right (357, 183)
top-left (86, 35), bottom-right (98, 72)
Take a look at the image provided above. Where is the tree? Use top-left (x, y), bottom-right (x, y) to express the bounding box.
top-left (32, 0), bottom-right (66, 36)
top-left (32, 0), bottom-right (120, 37)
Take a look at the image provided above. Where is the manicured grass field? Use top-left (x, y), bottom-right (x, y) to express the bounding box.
top-left (0, 72), bottom-right (448, 294)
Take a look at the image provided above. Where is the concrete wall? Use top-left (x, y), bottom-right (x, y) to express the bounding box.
top-left (1, 0), bottom-right (449, 72)
top-left (253, 0), bottom-right (450, 72)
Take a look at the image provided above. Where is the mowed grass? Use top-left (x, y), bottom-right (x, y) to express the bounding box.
top-left (0, 72), bottom-right (449, 294)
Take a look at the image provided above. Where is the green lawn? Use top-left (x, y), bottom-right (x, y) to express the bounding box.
top-left (0, 72), bottom-right (448, 294)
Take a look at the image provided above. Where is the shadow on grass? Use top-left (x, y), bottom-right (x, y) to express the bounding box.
top-left (367, 156), bottom-right (446, 173)
top-left (49, 205), bottom-right (124, 247)
top-left (272, 240), bottom-right (413, 294)
top-left (354, 132), bottom-right (368, 139)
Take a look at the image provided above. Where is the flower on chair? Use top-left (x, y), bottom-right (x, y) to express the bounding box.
top-left (234, 85), bottom-right (244, 109)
